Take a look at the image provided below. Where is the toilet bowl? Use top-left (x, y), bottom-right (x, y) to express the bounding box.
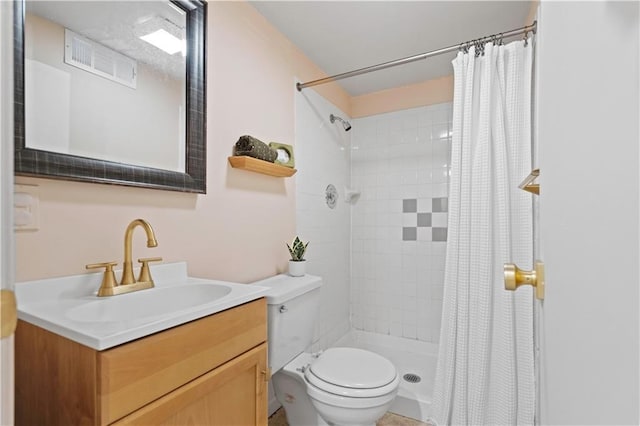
top-left (272, 348), bottom-right (400, 426)
top-left (304, 347), bottom-right (400, 426)
top-left (253, 274), bottom-right (399, 426)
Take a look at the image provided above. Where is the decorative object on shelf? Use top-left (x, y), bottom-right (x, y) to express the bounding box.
top-left (228, 156), bottom-right (296, 177)
top-left (344, 187), bottom-right (361, 204)
top-left (325, 184), bottom-right (338, 209)
top-left (269, 142), bottom-right (295, 168)
top-left (287, 236), bottom-right (309, 277)
top-left (234, 135), bottom-right (277, 162)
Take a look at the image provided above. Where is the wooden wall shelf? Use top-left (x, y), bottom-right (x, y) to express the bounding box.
top-left (228, 156), bottom-right (297, 177)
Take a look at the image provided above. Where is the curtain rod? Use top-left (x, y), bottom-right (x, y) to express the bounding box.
top-left (296, 21), bottom-right (536, 91)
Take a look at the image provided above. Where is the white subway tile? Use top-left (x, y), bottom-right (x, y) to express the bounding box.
top-left (432, 242), bottom-right (447, 257)
top-left (417, 325), bottom-right (431, 342)
top-left (402, 128), bottom-right (418, 144)
top-left (417, 170), bottom-right (433, 184)
top-left (417, 125), bottom-right (431, 144)
top-left (402, 324), bottom-right (417, 339)
top-left (364, 318), bottom-right (376, 332)
top-left (417, 227), bottom-right (432, 241)
top-left (390, 322), bottom-right (403, 337)
top-left (402, 213), bottom-right (418, 227)
top-left (417, 184), bottom-right (433, 199)
top-left (432, 212), bottom-right (448, 227)
top-left (431, 108), bottom-right (449, 125)
top-left (431, 285), bottom-right (444, 301)
top-left (375, 319), bottom-right (390, 335)
top-left (432, 167), bottom-right (449, 184)
top-left (431, 123), bottom-right (449, 140)
top-left (417, 198), bottom-right (432, 212)
top-left (400, 184), bottom-right (419, 199)
top-left (432, 183), bottom-right (449, 198)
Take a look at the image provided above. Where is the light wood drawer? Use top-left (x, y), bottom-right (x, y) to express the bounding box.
top-left (98, 298), bottom-right (266, 424)
top-left (113, 343), bottom-right (268, 426)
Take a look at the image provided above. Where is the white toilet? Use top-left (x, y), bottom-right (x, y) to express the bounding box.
top-left (254, 274), bottom-right (400, 426)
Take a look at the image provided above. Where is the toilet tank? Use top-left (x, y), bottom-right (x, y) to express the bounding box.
top-left (252, 274), bottom-right (322, 372)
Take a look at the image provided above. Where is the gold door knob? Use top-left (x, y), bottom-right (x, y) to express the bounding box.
top-left (1, 290), bottom-right (17, 338)
top-left (504, 261), bottom-right (545, 300)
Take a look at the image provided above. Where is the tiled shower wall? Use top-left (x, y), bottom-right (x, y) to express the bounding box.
top-left (294, 87), bottom-right (351, 351)
top-left (350, 103), bottom-right (452, 343)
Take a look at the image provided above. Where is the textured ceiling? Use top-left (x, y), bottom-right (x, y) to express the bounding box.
top-left (250, 1), bottom-right (533, 96)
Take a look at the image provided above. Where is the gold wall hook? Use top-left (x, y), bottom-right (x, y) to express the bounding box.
top-left (504, 261), bottom-right (545, 300)
top-left (519, 168), bottom-right (540, 195)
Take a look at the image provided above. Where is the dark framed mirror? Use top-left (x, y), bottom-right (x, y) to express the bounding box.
top-left (14, 0), bottom-right (207, 193)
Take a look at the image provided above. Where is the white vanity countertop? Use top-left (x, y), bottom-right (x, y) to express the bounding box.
top-left (16, 262), bottom-right (269, 351)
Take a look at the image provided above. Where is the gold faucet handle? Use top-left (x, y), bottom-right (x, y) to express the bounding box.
top-left (86, 261), bottom-right (118, 295)
top-left (137, 257), bottom-right (163, 284)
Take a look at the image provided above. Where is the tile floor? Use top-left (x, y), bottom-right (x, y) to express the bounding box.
top-left (268, 407), bottom-right (431, 426)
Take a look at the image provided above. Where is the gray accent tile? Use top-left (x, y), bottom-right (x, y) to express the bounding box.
top-left (403, 199), bottom-right (417, 213)
top-left (417, 213), bottom-right (432, 227)
top-left (432, 227), bottom-right (448, 241)
top-left (432, 197), bottom-right (448, 212)
top-left (403, 227), bottom-right (417, 241)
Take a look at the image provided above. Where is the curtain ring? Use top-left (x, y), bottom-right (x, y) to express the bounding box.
top-left (523, 29), bottom-right (529, 47)
top-left (499, 33), bottom-right (504, 46)
top-left (475, 39), bottom-right (484, 57)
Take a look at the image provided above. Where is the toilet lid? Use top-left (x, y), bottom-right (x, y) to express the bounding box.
top-left (307, 347), bottom-right (397, 390)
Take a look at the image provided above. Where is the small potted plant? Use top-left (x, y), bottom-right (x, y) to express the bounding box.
top-left (287, 236), bottom-right (309, 277)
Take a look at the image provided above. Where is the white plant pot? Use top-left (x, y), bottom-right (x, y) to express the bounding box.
top-left (288, 260), bottom-right (306, 277)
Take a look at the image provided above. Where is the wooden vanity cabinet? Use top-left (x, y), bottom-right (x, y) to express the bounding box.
top-left (15, 298), bottom-right (268, 426)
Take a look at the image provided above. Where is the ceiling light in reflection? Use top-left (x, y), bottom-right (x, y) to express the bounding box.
top-left (140, 29), bottom-right (185, 55)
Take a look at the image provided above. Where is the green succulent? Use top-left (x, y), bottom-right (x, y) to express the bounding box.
top-left (287, 236), bottom-right (309, 261)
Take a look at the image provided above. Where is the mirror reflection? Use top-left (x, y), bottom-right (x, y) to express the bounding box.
top-left (25, 1), bottom-right (187, 172)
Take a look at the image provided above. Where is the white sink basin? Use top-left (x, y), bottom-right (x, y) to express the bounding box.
top-left (66, 283), bottom-right (233, 323)
top-left (16, 262), bottom-right (269, 350)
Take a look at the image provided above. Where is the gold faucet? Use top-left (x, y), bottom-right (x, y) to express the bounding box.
top-left (86, 219), bottom-right (162, 297)
top-left (121, 219), bottom-right (158, 285)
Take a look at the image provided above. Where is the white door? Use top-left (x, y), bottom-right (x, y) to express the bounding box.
top-left (537, 2), bottom-right (639, 424)
top-left (0, 1), bottom-right (15, 424)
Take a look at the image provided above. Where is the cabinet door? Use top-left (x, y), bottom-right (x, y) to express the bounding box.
top-left (114, 343), bottom-right (268, 426)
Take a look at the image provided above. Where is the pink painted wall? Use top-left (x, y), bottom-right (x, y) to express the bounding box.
top-left (15, 1), bottom-right (350, 284)
top-left (350, 76), bottom-right (454, 118)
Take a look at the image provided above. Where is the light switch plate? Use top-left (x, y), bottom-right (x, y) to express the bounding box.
top-left (14, 184), bottom-right (39, 231)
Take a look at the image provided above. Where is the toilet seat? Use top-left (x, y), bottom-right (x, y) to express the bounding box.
top-left (304, 347), bottom-right (399, 398)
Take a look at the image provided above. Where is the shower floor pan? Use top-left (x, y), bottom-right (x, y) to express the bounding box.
top-left (334, 330), bottom-right (437, 423)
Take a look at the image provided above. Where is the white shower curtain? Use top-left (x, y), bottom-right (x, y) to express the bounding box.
top-left (432, 39), bottom-right (535, 426)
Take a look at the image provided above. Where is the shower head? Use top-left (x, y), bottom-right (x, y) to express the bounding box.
top-left (330, 114), bottom-right (352, 132)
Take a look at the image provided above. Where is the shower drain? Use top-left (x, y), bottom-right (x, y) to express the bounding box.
top-left (403, 373), bottom-right (422, 383)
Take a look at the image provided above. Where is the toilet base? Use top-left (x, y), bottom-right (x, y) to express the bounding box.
top-left (272, 353), bottom-right (327, 426)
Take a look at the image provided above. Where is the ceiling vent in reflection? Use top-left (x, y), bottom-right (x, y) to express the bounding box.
top-left (64, 29), bottom-right (137, 89)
